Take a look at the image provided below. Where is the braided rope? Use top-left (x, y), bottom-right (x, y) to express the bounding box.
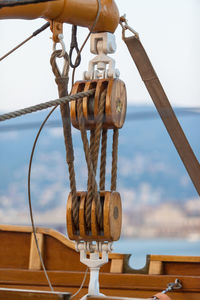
top-left (0, 89), bottom-right (95, 122)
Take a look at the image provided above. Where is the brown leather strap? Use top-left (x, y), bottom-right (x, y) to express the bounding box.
top-left (124, 36), bottom-right (200, 196)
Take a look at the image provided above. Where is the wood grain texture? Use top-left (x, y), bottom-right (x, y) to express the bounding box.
top-left (0, 225), bottom-right (75, 250)
top-left (104, 191), bottom-right (122, 241)
top-left (149, 255), bottom-right (200, 276)
top-left (124, 36), bottom-right (200, 196)
top-left (163, 262), bottom-right (200, 276)
top-left (0, 225), bottom-right (124, 272)
top-left (71, 79), bottom-right (127, 130)
top-left (0, 288), bottom-right (70, 299)
top-left (66, 191), bottom-right (122, 241)
top-left (0, 231), bottom-right (30, 269)
top-left (110, 259), bottom-right (124, 273)
top-left (105, 79), bottom-right (127, 129)
top-left (29, 233), bottom-right (44, 270)
top-left (148, 261), bottom-right (163, 275)
top-left (149, 255), bottom-right (200, 262)
top-left (0, 270), bottom-right (199, 299)
top-left (87, 297), bottom-right (147, 300)
top-left (0, 226), bottom-right (200, 300)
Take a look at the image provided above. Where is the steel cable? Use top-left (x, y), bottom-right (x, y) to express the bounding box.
top-left (0, 22), bottom-right (50, 62)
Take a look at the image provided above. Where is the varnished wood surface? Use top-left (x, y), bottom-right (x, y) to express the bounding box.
top-left (0, 225), bottom-right (126, 273)
top-left (67, 191), bottom-right (122, 241)
top-left (87, 297), bottom-right (147, 300)
top-left (71, 79), bottom-right (127, 130)
top-left (149, 255), bottom-right (200, 276)
top-left (150, 255), bottom-right (200, 262)
top-left (0, 270), bottom-right (199, 300)
top-left (29, 233), bottom-right (44, 270)
top-left (0, 225), bottom-right (200, 300)
top-left (0, 231), bottom-right (30, 269)
top-left (0, 225), bottom-right (75, 250)
top-left (0, 288), bottom-right (70, 299)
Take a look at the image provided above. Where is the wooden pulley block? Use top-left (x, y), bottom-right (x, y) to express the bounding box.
top-left (66, 191), bottom-right (122, 242)
top-left (70, 78), bottom-right (127, 130)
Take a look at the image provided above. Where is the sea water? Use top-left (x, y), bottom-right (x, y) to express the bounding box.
top-left (114, 238), bottom-right (200, 269)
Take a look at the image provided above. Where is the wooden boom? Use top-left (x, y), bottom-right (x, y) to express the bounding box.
top-left (0, 0), bottom-right (119, 33)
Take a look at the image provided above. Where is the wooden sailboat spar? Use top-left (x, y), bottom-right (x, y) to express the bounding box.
top-left (0, 0), bottom-right (119, 34)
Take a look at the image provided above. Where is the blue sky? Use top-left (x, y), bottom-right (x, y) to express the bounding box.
top-left (0, 0), bottom-right (199, 110)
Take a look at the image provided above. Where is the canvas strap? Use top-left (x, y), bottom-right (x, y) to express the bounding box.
top-left (124, 35), bottom-right (200, 196)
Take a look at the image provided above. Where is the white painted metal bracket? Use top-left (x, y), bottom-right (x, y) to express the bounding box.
top-left (76, 241), bottom-right (113, 299)
top-left (84, 32), bottom-right (120, 80)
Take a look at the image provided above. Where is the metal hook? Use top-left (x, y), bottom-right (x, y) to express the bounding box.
top-left (53, 33), bottom-right (66, 58)
top-left (152, 278), bottom-right (182, 299)
top-left (119, 15), bottom-right (139, 40)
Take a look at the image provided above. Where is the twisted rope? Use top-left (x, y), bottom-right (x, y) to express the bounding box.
top-left (92, 89), bottom-right (107, 175)
top-left (50, 50), bottom-right (79, 229)
top-left (0, 89), bottom-right (95, 122)
top-left (87, 130), bottom-right (95, 196)
top-left (77, 100), bottom-right (102, 230)
top-left (100, 129), bottom-right (107, 191)
top-left (86, 89), bottom-right (107, 229)
top-left (111, 129), bottom-right (119, 191)
top-left (89, 130), bottom-right (95, 170)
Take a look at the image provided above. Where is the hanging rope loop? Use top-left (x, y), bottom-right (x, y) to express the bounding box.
top-left (50, 50), bottom-right (69, 78)
top-left (69, 25), bottom-right (81, 68)
top-left (50, 49), bottom-right (79, 230)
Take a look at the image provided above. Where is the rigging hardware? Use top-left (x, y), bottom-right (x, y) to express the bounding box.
top-left (71, 78), bottom-right (126, 130)
top-left (120, 15), bottom-right (139, 40)
top-left (0, 0), bottom-right (194, 298)
top-left (52, 33), bottom-right (65, 57)
top-left (76, 241), bottom-right (113, 299)
top-left (71, 0), bottom-right (101, 87)
top-left (67, 191), bottom-right (122, 241)
top-left (69, 25), bottom-right (81, 68)
top-left (66, 25), bottom-right (126, 297)
top-left (153, 279), bottom-right (182, 299)
top-left (121, 16), bottom-right (200, 197)
top-left (0, 22), bottom-right (50, 62)
top-left (84, 32), bottom-right (120, 80)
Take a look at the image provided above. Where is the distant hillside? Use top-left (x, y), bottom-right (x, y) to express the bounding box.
top-left (0, 105), bottom-right (199, 228)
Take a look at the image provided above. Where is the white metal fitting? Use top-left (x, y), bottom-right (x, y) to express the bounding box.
top-left (52, 33), bottom-right (66, 58)
top-left (84, 32), bottom-right (120, 80)
top-left (76, 241), bottom-right (113, 300)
